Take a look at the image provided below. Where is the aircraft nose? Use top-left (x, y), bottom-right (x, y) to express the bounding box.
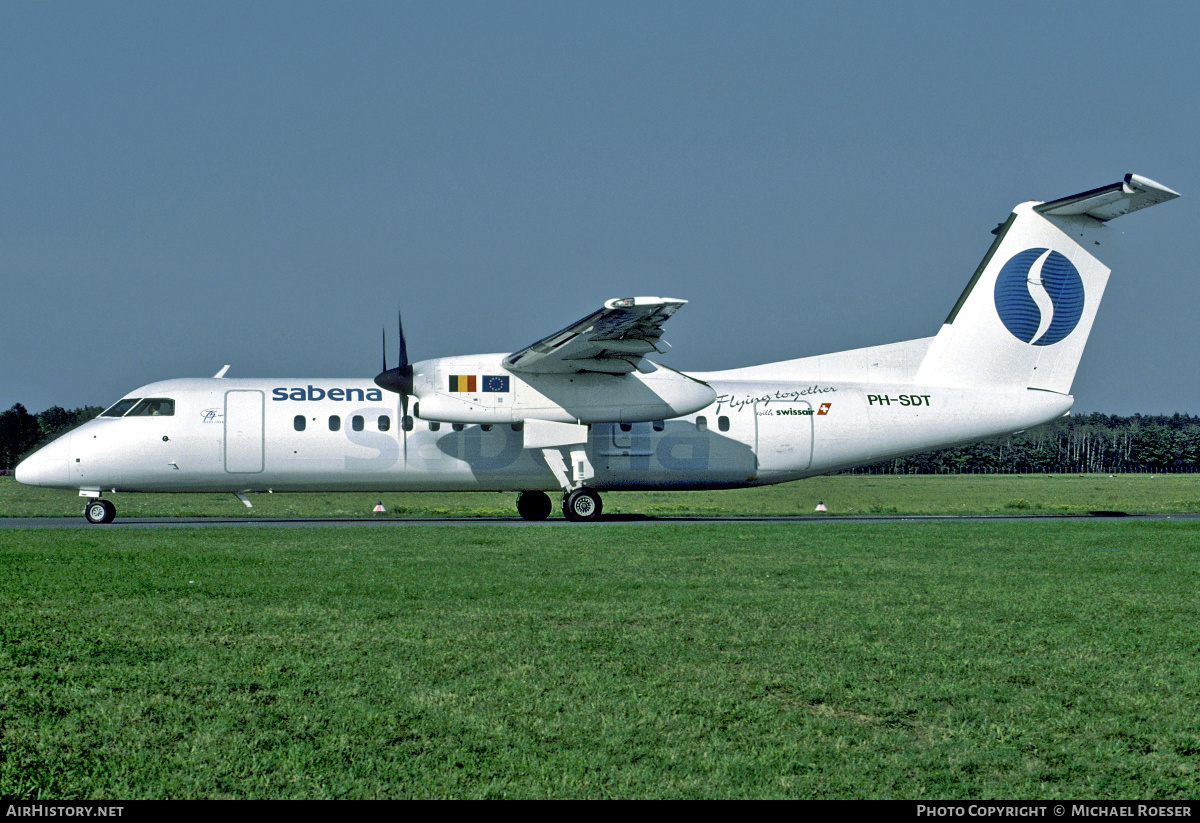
top-left (13, 456), bottom-right (32, 485)
top-left (14, 454), bottom-right (45, 485)
top-left (13, 437), bottom-right (71, 488)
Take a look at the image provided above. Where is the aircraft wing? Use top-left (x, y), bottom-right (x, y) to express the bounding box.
top-left (503, 296), bottom-right (686, 375)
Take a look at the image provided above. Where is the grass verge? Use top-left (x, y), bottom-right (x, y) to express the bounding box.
top-left (2, 521), bottom-right (1198, 798)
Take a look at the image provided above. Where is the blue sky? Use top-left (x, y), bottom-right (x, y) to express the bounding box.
top-left (3, 1), bottom-right (1196, 415)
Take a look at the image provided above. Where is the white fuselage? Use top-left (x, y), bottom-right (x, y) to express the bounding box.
top-left (16, 173), bottom-right (1179, 516)
top-left (16, 369), bottom-right (1071, 495)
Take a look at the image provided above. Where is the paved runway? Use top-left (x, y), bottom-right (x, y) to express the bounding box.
top-left (3, 513), bottom-right (1198, 529)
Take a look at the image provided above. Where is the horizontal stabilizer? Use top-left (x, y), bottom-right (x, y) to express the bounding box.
top-left (1034, 173), bottom-right (1179, 222)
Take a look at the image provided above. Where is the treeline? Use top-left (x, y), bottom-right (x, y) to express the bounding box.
top-left (849, 412), bottom-right (1200, 474)
top-left (5, 403), bottom-right (1200, 475)
top-left (0, 404), bottom-right (104, 471)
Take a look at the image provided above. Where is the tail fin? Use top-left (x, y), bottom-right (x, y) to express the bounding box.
top-left (914, 174), bottom-right (1179, 393)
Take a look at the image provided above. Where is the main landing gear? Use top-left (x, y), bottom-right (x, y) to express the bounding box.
top-left (514, 489), bottom-right (604, 522)
top-left (84, 499), bottom-right (116, 524)
top-left (516, 491), bottom-right (553, 521)
top-left (562, 489), bottom-right (602, 522)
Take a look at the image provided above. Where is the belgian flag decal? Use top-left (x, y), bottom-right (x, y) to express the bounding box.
top-left (449, 375), bottom-right (476, 392)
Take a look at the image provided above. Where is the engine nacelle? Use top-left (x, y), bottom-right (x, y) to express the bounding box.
top-left (410, 355), bottom-right (715, 425)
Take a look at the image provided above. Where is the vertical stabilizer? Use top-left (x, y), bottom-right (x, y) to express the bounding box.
top-left (914, 174), bottom-right (1178, 393)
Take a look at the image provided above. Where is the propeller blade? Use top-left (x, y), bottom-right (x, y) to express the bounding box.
top-left (374, 309), bottom-right (414, 394)
top-left (373, 309), bottom-right (415, 466)
top-left (397, 310), bottom-right (409, 371)
top-left (399, 387), bottom-right (408, 465)
top-left (397, 312), bottom-right (410, 465)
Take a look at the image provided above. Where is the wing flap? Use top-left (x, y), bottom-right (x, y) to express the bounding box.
top-left (504, 297), bottom-right (686, 374)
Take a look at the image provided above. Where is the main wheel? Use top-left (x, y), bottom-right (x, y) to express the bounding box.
top-left (84, 499), bottom-right (116, 525)
top-left (516, 491), bottom-right (552, 521)
top-left (562, 489), bottom-right (603, 522)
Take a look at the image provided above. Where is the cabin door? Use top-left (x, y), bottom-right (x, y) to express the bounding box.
top-left (754, 401), bottom-right (814, 473)
top-left (224, 390), bottom-right (264, 473)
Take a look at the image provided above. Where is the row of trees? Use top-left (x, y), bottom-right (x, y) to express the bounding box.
top-left (850, 412), bottom-right (1200, 474)
top-left (5, 403), bottom-right (1200, 475)
top-left (0, 404), bottom-right (104, 472)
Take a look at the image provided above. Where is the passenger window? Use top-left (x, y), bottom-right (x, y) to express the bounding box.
top-left (481, 424), bottom-right (492, 432)
top-left (696, 416), bottom-right (708, 432)
top-left (352, 415), bottom-right (364, 432)
top-left (378, 416), bottom-right (390, 431)
top-left (429, 422), bottom-right (441, 431)
top-left (718, 416), bottom-right (730, 432)
top-left (294, 415), bottom-right (306, 432)
top-left (100, 398), bottom-right (140, 417)
top-left (452, 423), bottom-right (464, 432)
top-left (329, 415), bottom-right (341, 432)
top-left (619, 423), bottom-right (632, 432)
top-left (127, 398), bottom-right (175, 417)
top-left (653, 421), bottom-right (665, 432)
top-left (511, 423), bottom-right (522, 432)
top-left (402, 416), bottom-right (414, 431)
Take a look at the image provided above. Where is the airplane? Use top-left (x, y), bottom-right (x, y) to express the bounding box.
top-left (14, 173), bottom-right (1179, 524)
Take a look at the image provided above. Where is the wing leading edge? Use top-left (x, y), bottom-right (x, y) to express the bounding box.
top-left (503, 296), bottom-right (686, 375)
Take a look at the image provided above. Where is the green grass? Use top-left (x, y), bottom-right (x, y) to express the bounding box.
top-left (5, 473), bottom-right (1200, 519)
top-left (2, 522), bottom-right (1199, 798)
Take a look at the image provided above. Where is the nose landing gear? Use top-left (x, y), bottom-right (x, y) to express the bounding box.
top-left (84, 499), bottom-right (116, 524)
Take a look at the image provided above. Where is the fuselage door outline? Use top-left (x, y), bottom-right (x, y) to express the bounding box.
top-left (224, 390), bottom-right (265, 474)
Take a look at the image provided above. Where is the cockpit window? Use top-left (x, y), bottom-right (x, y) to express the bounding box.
top-left (100, 398), bottom-right (141, 417)
top-left (126, 398), bottom-right (175, 417)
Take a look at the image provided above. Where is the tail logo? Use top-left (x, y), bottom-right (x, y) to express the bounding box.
top-left (993, 248), bottom-right (1084, 346)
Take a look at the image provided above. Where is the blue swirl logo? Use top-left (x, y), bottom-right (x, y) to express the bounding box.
top-left (993, 248), bottom-right (1084, 346)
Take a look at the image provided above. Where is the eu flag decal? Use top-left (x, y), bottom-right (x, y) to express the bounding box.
top-left (449, 375), bottom-right (477, 392)
top-left (483, 375), bottom-right (510, 392)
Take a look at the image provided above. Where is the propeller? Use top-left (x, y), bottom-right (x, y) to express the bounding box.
top-left (375, 311), bottom-right (415, 458)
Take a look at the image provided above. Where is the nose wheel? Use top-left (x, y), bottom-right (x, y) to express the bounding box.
top-left (84, 499), bottom-right (116, 524)
top-left (562, 489), bottom-right (602, 522)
